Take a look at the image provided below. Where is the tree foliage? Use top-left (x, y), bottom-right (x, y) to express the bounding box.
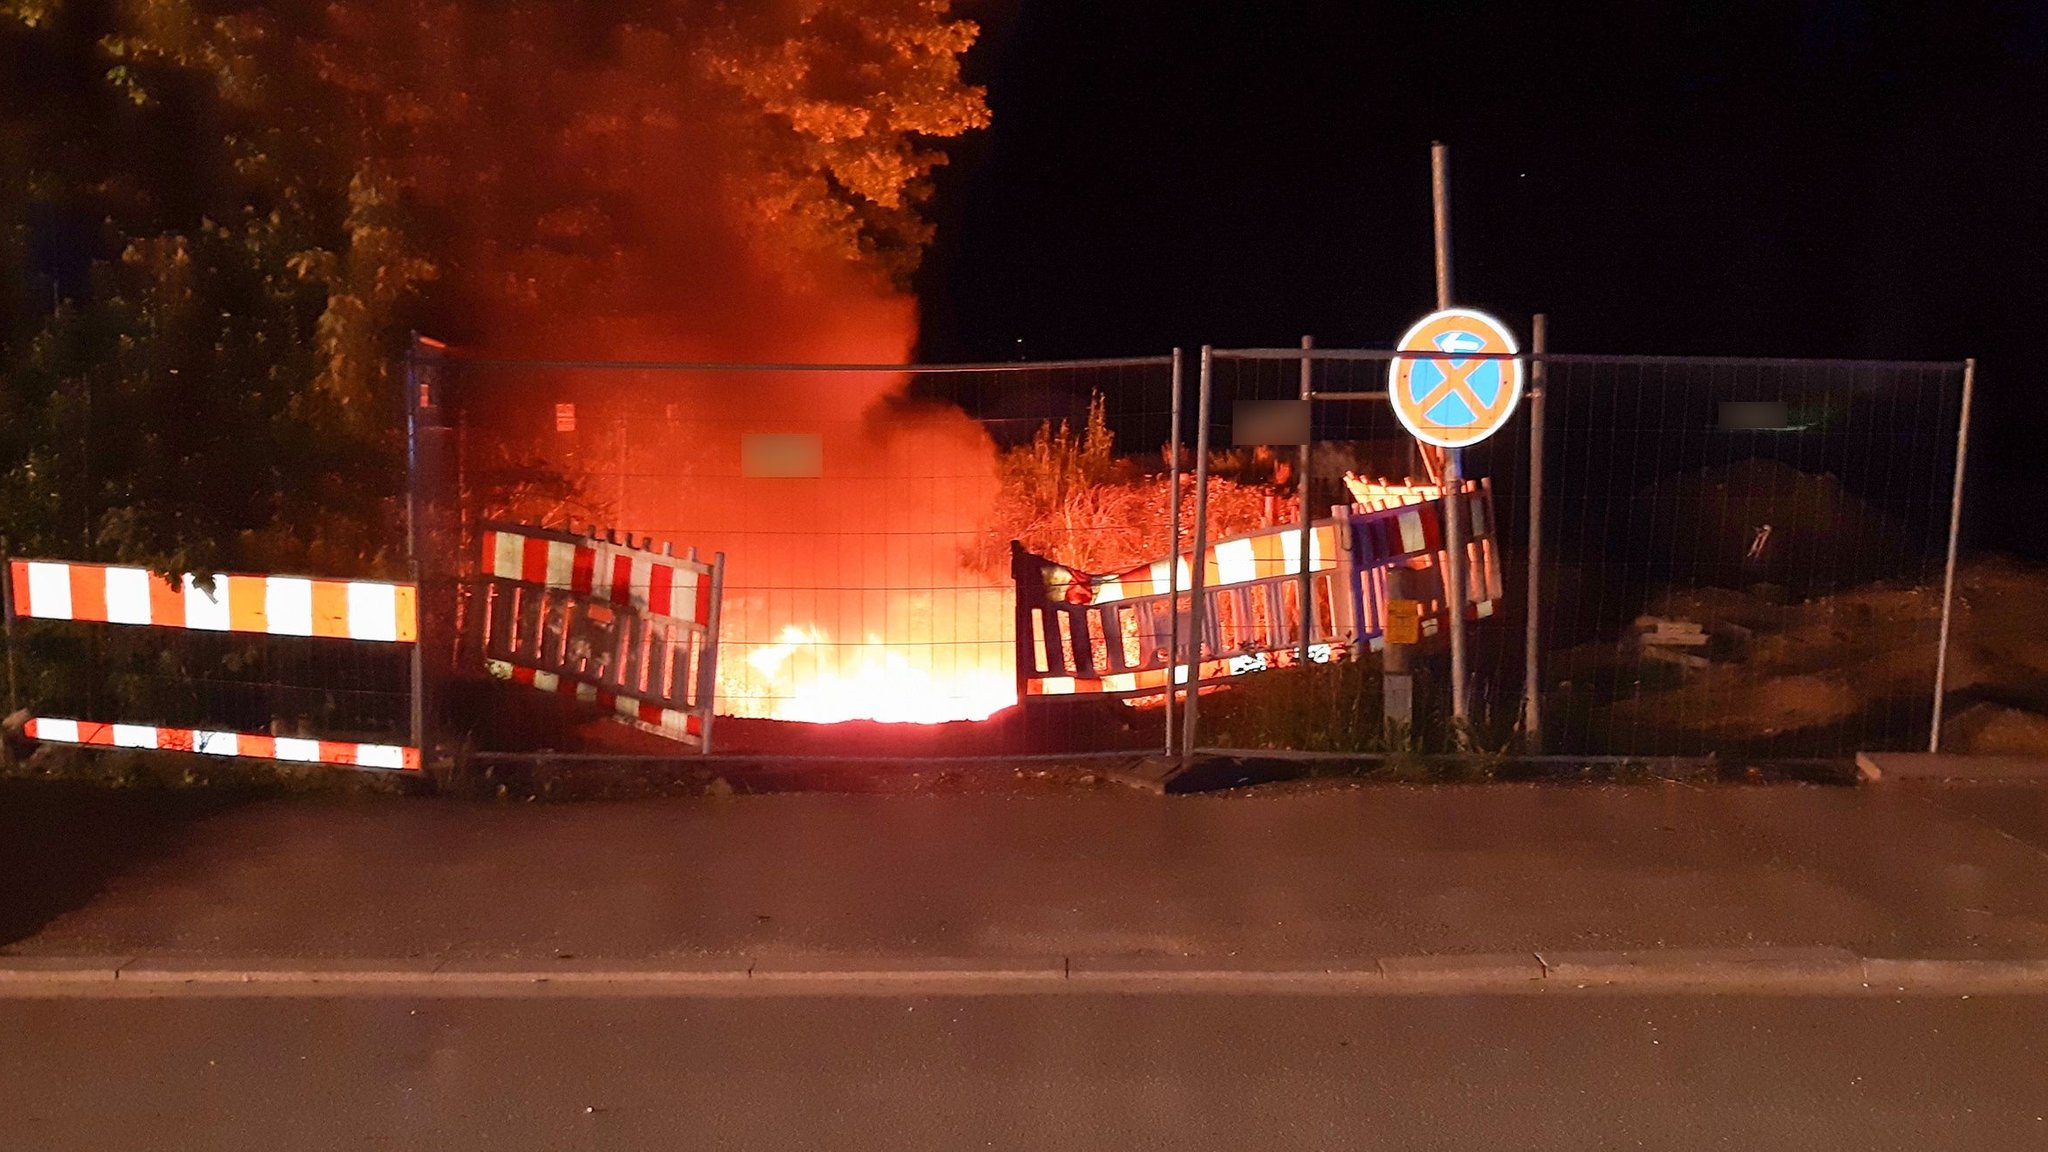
top-left (0, 0), bottom-right (987, 575)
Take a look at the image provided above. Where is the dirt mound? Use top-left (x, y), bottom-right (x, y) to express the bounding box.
top-left (1944, 702), bottom-right (2048, 757)
top-left (1631, 458), bottom-right (1907, 596)
top-left (1577, 556), bottom-right (2048, 755)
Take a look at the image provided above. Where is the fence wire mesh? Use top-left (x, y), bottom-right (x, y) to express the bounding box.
top-left (428, 355), bottom-right (1182, 753)
top-left (1201, 347), bottom-right (1967, 761)
top-left (3, 617), bottom-right (414, 751)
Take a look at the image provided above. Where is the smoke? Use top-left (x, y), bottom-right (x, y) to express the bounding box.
top-left (388, 3), bottom-right (1004, 719)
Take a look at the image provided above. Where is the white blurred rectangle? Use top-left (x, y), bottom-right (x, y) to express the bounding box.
top-left (742, 433), bottom-right (824, 478)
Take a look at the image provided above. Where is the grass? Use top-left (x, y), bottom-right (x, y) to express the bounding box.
top-left (1194, 657), bottom-right (1522, 781)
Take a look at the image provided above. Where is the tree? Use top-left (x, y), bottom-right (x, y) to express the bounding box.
top-left (1, 0), bottom-right (988, 573)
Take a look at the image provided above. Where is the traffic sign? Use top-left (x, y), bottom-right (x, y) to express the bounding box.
top-left (1388, 308), bottom-right (1524, 448)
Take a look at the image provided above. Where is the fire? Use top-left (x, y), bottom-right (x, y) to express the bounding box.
top-left (734, 624), bottom-right (1015, 725)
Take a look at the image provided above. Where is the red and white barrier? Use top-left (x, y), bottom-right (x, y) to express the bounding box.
top-left (7, 559), bottom-right (416, 642)
top-left (482, 527), bottom-right (713, 627)
top-left (483, 659), bottom-right (706, 740)
top-left (1016, 520), bottom-right (1349, 699)
top-left (24, 717), bottom-right (419, 772)
top-left (473, 523), bottom-right (723, 750)
top-left (1017, 481), bottom-right (1502, 699)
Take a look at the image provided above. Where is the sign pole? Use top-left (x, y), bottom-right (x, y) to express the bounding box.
top-left (1432, 142), bottom-right (1472, 735)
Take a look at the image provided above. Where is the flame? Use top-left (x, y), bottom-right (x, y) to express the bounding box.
top-left (733, 624), bottom-right (1014, 725)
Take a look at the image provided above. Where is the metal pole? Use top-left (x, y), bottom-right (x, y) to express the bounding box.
top-left (1180, 347), bottom-right (1215, 764)
top-left (701, 552), bottom-right (726, 755)
top-left (1297, 336), bottom-right (1314, 670)
top-left (1432, 142), bottom-right (1470, 735)
top-left (1165, 348), bottom-right (1184, 756)
top-left (1431, 142), bottom-right (1454, 311)
top-left (1, 535), bottom-right (19, 719)
top-left (1443, 451), bottom-right (1470, 733)
top-left (1930, 357), bottom-right (1976, 753)
top-left (1522, 314), bottom-right (1547, 751)
top-left (404, 338), bottom-right (427, 759)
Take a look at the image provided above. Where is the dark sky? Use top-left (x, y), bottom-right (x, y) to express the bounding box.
top-left (917, 0), bottom-right (2048, 558)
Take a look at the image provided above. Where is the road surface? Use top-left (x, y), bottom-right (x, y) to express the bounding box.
top-left (5, 990), bottom-right (2046, 1150)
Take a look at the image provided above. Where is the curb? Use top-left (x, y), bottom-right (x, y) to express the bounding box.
top-left (4, 949), bottom-right (2048, 995)
top-left (1856, 751), bottom-right (2048, 783)
top-left (1534, 947), bottom-right (1864, 987)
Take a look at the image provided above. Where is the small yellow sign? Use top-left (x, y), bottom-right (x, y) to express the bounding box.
top-left (1385, 599), bottom-right (1422, 646)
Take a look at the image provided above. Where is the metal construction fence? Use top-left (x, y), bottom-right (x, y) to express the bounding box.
top-left (2, 332), bottom-right (1975, 770)
top-left (1198, 344), bottom-right (1970, 760)
top-left (1, 554), bottom-right (419, 769)
top-left (413, 348), bottom-right (1185, 755)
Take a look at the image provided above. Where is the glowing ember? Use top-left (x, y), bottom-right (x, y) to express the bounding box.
top-left (733, 624), bottom-right (1015, 725)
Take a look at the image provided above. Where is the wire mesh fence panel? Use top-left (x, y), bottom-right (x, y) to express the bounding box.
top-left (1538, 355), bottom-right (1965, 760)
top-left (1, 557), bottom-right (418, 768)
top-left (1199, 348), bottom-right (1528, 754)
top-left (1199, 347), bottom-right (1966, 760)
top-left (429, 355), bottom-right (1181, 754)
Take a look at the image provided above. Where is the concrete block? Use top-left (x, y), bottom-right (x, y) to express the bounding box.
top-left (1856, 752), bottom-right (2048, 783)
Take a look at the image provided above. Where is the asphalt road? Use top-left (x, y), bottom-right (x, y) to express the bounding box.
top-left (6, 991), bottom-right (2047, 1150)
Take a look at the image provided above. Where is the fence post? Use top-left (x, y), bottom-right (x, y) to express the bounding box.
top-left (1180, 347), bottom-right (1215, 765)
top-left (700, 552), bottom-right (725, 755)
top-left (1522, 314), bottom-right (1548, 751)
top-left (1296, 336), bottom-right (1314, 670)
top-left (404, 336), bottom-right (428, 760)
top-left (1930, 357), bottom-right (1976, 753)
top-left (1165, 347), bottom-right (1184, 756)
top-left (1, 535), bottom-right (18, 719)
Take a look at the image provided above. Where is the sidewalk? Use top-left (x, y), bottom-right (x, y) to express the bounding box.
top-left (6, 780), bottom-right (2048, 980)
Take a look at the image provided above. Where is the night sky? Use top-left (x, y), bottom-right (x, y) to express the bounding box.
top-left (917, 0), bottom-right (2048, 559)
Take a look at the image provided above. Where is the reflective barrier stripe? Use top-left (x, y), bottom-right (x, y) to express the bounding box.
top-left (485, 659), bottom-right (705, 741)
top-left (7, 560), bottom-right (415, 643)
top-left (24, 717), bottom-right (418, 772)
top-left (481, 525), bottom-right (714, 625)
top-left (1016, 481), bottom-right (1499, 699)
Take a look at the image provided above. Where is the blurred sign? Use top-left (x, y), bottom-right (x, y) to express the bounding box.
top-left (1388, 308), bottom-right (1523, 448)
top-left (743, 433), bottom-right (825, 479)
top-left (1232, 399), bottom-right (1311, 446)
top-left (554, 403), bottom-right (576, 433)
top-left (1385, 598), bottom-right (1422, 645)
top-left (1719, 401), bottom-right (1793, 430)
